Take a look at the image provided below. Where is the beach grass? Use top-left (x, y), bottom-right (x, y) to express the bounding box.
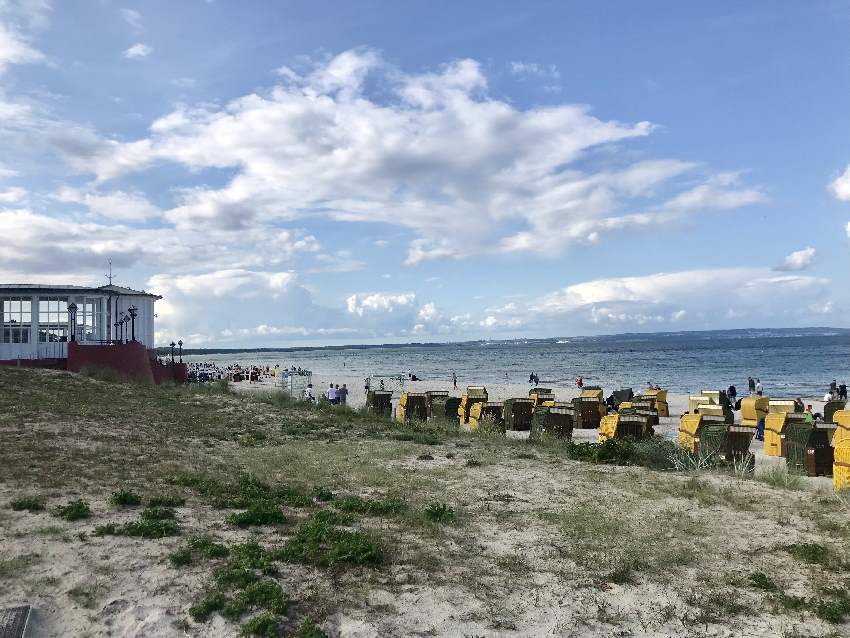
top-left (1, 365), bottom-right (848, 636)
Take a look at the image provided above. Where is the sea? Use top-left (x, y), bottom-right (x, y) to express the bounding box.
top-left (184, 328), bottom-right (850, 398)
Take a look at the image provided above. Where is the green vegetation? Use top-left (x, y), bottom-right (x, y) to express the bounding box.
top-left (109, 488), bottom-right (142, 507)
top-left (53, 499), bottom-right (91, 521)
top-left (273, 512), bottom-right (382, 567)
top-left (783, 542), bottom-right (830, 565)
top-left (95, 518), bottom-right (179, 538)
top-left (10, 495), bottom-right (45, 512)
top-left (423, 501), bottom-right (455, 523)
top-left (147, 494), bottom-right (186, 507)
top-left (226, 501), bottom-right (286, 527)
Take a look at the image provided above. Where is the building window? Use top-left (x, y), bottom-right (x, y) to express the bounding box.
top-left (38, 297), bottom-right (68, 343)
top-left (1, 297), bottom-right (32, 343)
top-left (77, 297), bottom-right (101, 341)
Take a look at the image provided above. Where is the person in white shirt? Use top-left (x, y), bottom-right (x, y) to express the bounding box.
top-left (824, 390), bottom-right (834, 402)
top-left (304, 384), bottom-right (314, 402)
top-left (755, 379), bottom-right (763, 396)
top-left (326, 384), bottom-right (338, 404)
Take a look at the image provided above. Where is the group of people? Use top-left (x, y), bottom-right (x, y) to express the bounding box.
top-left (303, 382), bottom-right (349, 405)
top-left (824, 379), bottom-right (848, 402)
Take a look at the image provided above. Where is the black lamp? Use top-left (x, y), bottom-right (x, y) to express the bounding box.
top-left (127, 305), bottom-right (138, 342)
top-left (178, 339), bottom-right (183, 363)
top-left (170, 341), bottom-right (176, 364)
top-left (67, 302), bottom-right (78, 342)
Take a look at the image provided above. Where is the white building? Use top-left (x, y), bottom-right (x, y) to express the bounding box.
top-left (0, 284), bottom-right (160, 362)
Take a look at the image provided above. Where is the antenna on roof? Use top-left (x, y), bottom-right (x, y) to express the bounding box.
top-left (105, 259), bottom-right (114, 285)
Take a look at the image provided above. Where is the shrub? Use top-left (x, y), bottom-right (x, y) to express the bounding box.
top-left (141, 506), bottom-right (177, 521)
top-left (189, 591), bottom-right (226, 622)
top-left (169, 547), bottom-right (193, 567)
top-left (241, 613), bottom-right (280, 637)
top-left (274, 513), bottom-right (382, 567)
top-left (226, 501), bottom-right (286, 527)
top-left (299, 619), bottom-right (329, 638)
top-left (54, 499), bottom-right (91, 521)
top-left (148, 495), bottom-right (186, 508)
top-left (109, 489), bottom-right (142, 507)
top-left (784, 542), bottom-right (829, 565)
top-left (230, 541), bottom-right (275, 572)
top-left (10, 495), bottom-right (45, 512)
top-left (758, 465), bottom-right (804, 490)
top-left (424, 502), bottom-right (455, 524)
top-left (215, 564), bottom-right (259, 590)
top-left (188, 535), bottom-right (229, 559)
top-left (748, 572), bottom-right (778, 591)
top-left (241, 580), bottom-right (288, 614)
top-left (312, 486), bottom-right (334, 502)
top-left (334, 495), bottom-right (406, 516)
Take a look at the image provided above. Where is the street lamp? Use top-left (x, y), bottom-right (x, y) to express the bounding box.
top-left (119, 312), bottom-right (126, 343)
top-left (178, 339), bottom-right (183, 363)
top-left (170, 341), bottom-right (176, 364)
top-left (113, 320), bottom-right (120, 344)
top-left (127, 306), bottom-right (138, 342)
top-left (67, 302), bottom-right (78, 342)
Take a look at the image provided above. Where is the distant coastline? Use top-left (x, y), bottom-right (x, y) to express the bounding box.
top-left (157, 326), bottom-right (850, 356)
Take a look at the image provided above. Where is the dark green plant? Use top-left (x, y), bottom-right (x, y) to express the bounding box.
top-left (748, 571), bottom-right (778, 591)
top-left (334, 495), bottom-right (406, 516)
top-left (312, 486), bottom-right (334, 502)
top-left (148, 495), bottom-right (186, 507)
top-left (109, 489), bottom-right (142, 507)
top-left (240, 613), bottom-right (279, 637)
top-left (215, 564), bottom-right (259, 590)
top-left (226, 501), bottom-right (286, 527)
top-left (188, 535), bottom-right (229, 559)
top-left (230, 541), bottom-right (275, 572)
top-left (784, 542), bottom-right (829, 565)
top-left (241, 580), bottom-right (288, 614)
top-left (10, 495), bottom-right (45, 512)
top-left (465, 458), bottom-right (482, 467)
top-left (141, 506), bottom-right (176, 521)
top-left (189, 591), bottom-right (226, 622)
top-left (274, 513), bottom-right (382, 567)
top-left (54, 499), bottom-right (91, 521)
top-left (424, 502), bottom-right (455, 524)
top-left (169, 547), bottom-right (193, 567)
top-left (299, 619), bottom-right (328, 638)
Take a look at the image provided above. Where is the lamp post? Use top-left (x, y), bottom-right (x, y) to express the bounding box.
top-left (170, 341), bottom-right (176, 364)
top-left (127, 305), bottom-right (138, 342)
top-left (67, 302), bottom-right (78, 342)
top-left (113, 320), bottom-right (120, 344)
top-left (119, 312), bottom-right (126, 343)
top-left (178, 339), bottom-right (183, 363)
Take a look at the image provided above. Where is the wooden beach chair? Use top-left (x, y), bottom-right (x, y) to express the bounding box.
top-left (396, 392), bottom-right (428, 424)
top-left (458, 386), bottom-right (487, 424)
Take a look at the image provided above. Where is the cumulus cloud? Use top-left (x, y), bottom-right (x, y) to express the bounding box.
top-left (830, 165), bottom-right (850, 201)
top-left (775, 247), bottom-right (815, 272)
top-left (123, 43), bottom-right (152, 59)
top-left (0, 21), bottom-right (44, 73)
top-left (346, 292), bottom-right (416, 317)
top-left (59, 49), bottom-right (763, 264)
top-left (56, 187), bottom-right (162, 221)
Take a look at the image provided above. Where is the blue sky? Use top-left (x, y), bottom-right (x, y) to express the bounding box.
top-left (2, 0), bottom-right (850, 346)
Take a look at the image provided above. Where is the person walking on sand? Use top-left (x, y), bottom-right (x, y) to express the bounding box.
top-left (529, 372), bottom-right (535, 384)
top-left (452, 371), bottom-right (457, 390)
top-left (339, 383), bottom-right (348, 405)
top-left (326, 383), bottom-right (338, 405)
top-left (755, 379), bottom-right (763, 396)
top-left (748, 376), bottom-right (755, 395)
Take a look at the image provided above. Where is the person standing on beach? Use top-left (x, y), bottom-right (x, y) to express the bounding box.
top-left (452, 371), bottom-right (457, 390)
top-left (840, 382), bottom-right (848, 401)
top-left (748, 377), bottom-right (755, 394)
top-left (339, 384), bottom-right (348, 405)
top-left (327, 383), bottom-right (337, 405)
top-left (755, 379), bottom-right (763, 396)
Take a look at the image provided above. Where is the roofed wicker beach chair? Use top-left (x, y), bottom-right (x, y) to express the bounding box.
top-left (785, 421), bottom-right (833, 477)
top-left (763, 400), bottom-right (805, 457)
top-left (530, 404), bottom-right (574, 441)
top-left (366, 390), bottom-right (393, 417)
top-left (677, 412), bottom-right (728, 454)
top-left (528, 388), bottom-right (555, 408)
top-left (823, 400), bottom-right (847, 424)
top-left (598, 411), bottom-right (653, 442)
top-left (504, 397), bottom-right (534, 431)
top-left (739, 395), bottom-right (769, 429)
top-left (572, 387), bottom-right (606, 429)
top-left (396, 391), bottom-right (428, 424)
top-left (458, 386), bottom-right (487, 424)
top-left (642, 388), bottom-right (669, 417)
top-left (424, 390), bottom-right (450, 420)
top-left (468, 401), bottom-right (505, 432)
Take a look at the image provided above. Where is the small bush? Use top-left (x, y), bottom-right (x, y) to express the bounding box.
top-left (10, 495), bottom-right (45, 512)
top-left (109, 489), bottom-right (142, 507)
top-left (189, 591), bottom-right (226, 622)
top-left (241, 579), bottom-right (288, 614)
top-left (299, 619), bottom-right (329, 638)
top-left (465, 457), bottom-right (482, 467)
top-left (274, 514), bottom-right (382, 567)
top-left (758, 465), bottom-right (803, 490)
top-left (784, 542), bottom-right (829, 565)
top-left (424, 502), bottom-right (455, 524)
top-left (215, 564), bottom-right (259, 590)
top-left (334, 495), bottom-right (406, 517)
top-left (748, 572), bottom-right (778, 591)
top-left (230, 541), bottom-right (275, 572)
top-left (148, 495), bottom-right (186, 508)
top-left (312, 486), bottom-right (334, 502)
top-left (54, 499), bottom-right (91, 521)
top-left (241, 613), bottom-right (280, 637)
top-left (141, 506), bottom-right (176, 521)
top-left (226, 501), bottom-right (286, 527)
top-left (188, 535), bottom-right (229, 559)
top-left (169, 547), bottom-right (193, 567)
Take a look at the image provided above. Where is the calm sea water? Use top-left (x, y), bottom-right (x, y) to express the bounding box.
top-left (185, 330), bottom-right (850, 398)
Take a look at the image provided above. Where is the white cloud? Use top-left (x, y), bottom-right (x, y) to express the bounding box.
top-left (509, 61), bottom-right (560, 79)
top-left (120, 8), bottom-right (143, 32)
top-left (831, 165), bottom-right (850, 201)
top-left (346, 292), bottom-right (416, 317)
top-left (61, 49), bottom-right (762, 264)
top-left (0, 22), bottom-right (43, 72)
top-left (56, 187), bottom-right (162, 221)
top-left (0, 186), bottom-right (26, 202)
top-left (123, 43), bottom-right (152, 59)
top-left (775, 246), bottom-right (815, 272)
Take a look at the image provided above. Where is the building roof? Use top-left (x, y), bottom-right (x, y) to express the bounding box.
top-left (0, 284), bottom-right (162, 299)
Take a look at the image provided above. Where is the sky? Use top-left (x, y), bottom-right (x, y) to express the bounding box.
top-left (2, 0), bottom-right (850, 347)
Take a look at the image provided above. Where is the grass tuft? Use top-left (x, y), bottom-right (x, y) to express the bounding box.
top-left (53, 499), bottom-right (91, 521)
top-left (273, 512), bottom-right (382, 567)
top-left (226, 501), bottom-right (286, 527)
top-left (10, 495), bottom-right (45, 512)
top-left (240, 612), bottom-right (280, 637)
top-left (109, 488), bottom-right (142, 507)
top-left (423, 501), bottom-right (455, 524)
